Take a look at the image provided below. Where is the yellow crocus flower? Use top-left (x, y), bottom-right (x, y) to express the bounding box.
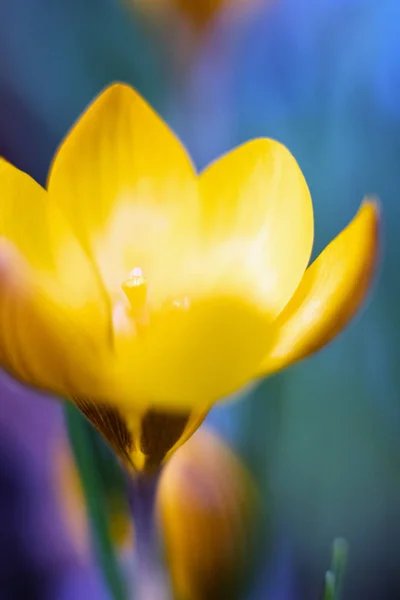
top-left (0, 84), bottom-right (378, 471)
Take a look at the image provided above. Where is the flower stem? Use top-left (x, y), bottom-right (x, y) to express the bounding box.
top-left (128, 471), bottom-right (171, 600)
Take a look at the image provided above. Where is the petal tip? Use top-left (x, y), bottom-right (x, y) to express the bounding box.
top-left (358, 195), bottom-right (380, 263)
top-left (85, 82), bottom-right (137, 115)
top-left (360, 195), bottom-right (381, 222)
top-left (259, 196), bottom-right (381, 377)
top-left (96, 81), bottom-right (134, 101)
top-left (350, 197), bottom-right (380, 276)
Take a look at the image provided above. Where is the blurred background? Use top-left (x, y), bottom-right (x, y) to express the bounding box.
top-left (1, 0), bottom-right (400, 598)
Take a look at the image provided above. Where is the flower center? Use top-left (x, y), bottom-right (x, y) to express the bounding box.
top-left (121, 267), bottom-right (150, 332)
top-left (115, 267), bottom-right (193, 341)
top-left (122, 267), bottom-right (147, 311)
top-left (122, 267), bottom-right (191, 317)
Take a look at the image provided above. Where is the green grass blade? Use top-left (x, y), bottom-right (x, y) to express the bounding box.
top-left (322, 538), bottom-right (349, 600)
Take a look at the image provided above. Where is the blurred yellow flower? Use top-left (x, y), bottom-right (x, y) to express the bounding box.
top-left (129, 0), bottom-right (261, 30)
top-left (158, 428), bottom-right (258, 600)
top-left (0, 84), bottom-right (378, 470)
top-left (173, 0), bottom-right (228, 26)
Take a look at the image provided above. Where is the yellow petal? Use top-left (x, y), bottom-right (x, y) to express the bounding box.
top-left (47, 83), bottom-right (199, 297)
top-left (0, 159), bottom-right (111, 397)
top-left (111, 294), bottom-right (271, 411)
top-left (0, 159), bottom-right (54, 269)
top-left (199, 139), bottom-right (314, 315)
top-left (259, 199), bottom-right (379, 375)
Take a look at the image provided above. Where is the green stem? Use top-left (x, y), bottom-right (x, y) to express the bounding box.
top-left (64, 402), bottom-right (127, 600)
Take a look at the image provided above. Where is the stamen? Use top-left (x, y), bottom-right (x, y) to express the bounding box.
top-left (122, 267), bottom-right (147, 314)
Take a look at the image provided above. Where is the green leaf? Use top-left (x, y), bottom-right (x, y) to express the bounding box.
top-left (323, 571), bottom-right (335, 600)
top-left (322, 538), bottom-right (349, 600)
top-left (64, 401), bottom-right (127, 600)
